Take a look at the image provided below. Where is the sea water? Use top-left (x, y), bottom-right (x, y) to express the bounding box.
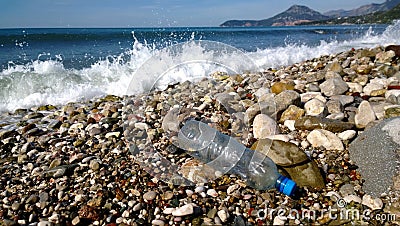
top-left (0, 22), bottom-right (399, 112)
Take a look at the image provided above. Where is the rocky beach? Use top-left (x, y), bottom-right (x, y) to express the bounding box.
top-left (1, 45), bottom-right (400, 226)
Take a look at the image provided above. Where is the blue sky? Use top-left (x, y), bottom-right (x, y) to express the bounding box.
top-left (0, 0), bottom-right (386, 28)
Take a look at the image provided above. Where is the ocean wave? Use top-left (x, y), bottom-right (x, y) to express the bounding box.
top-left (0, 21), bottom-right (399, 112)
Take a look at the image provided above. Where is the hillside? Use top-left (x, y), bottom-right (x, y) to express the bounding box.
top-left (220, 5), bottom-right (329, 27)
top-left (304, 3), bottom-right (400, 25)
top-left (325, 0), bottom-right (400, 17)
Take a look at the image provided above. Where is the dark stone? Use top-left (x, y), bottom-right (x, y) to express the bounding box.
top-left (48, 120), bottom-right (62, 129)
top-left (295, 116), bottom-right (354, 132)
top-left (22, 123), bottom-right (36, 134)
top-left (385, 45), bottom-right (400, 57)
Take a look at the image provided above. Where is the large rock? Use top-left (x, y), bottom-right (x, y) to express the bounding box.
top-left (252, 139), bottom-right (309, 166)
top-left (320, 77), bottom-right (349, 97)
top-left (349, 117), bottom-right (400, 197)
top-left (307, 129), bottom-right (344, 151)
top-left (252, 139), bottom-right (325, 188)
top-left (283, 161), bottom-right (325, 188)
top-left (354, 101), bottom-right (376, 128)
top-left (252, 114), bottom-right (279, 139)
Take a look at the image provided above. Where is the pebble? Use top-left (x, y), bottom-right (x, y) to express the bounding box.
top-left (206, 189), bottom-right (218, 197)
top-left (194, 186), bottom-right (205, 193)
top-left (307, 129), bottom-right (344, 151)
top-left (143, 190), bottom-right (157, 201)
top-left (343, 195), bottom-right (362, 204)
top-left (337, 130), bottom-right (357, 141)
top-left (217, 209), bottom-right (229, 223)
top-left (355, 101), bottom-right (376, 128)
top-left (362, 194), bottom-right (384, 210)
top-left (172, 204), bottom-right (194, 216)
top-left (320, 77), bottom-right (349, 96)
top-left (151, 219), bottom-right (165, 226)
top-left (304, 98), bottom-right (326, 116)
top-left (252, 114), bottom-right (279, 139)
top-left (37, 221), bottom-right (52, 226)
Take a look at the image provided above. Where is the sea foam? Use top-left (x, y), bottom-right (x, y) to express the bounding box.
top-left (0, 21), bottom-right (399, 112)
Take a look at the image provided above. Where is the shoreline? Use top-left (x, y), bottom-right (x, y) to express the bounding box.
top-left (1, 45), bottom-right (400, 225)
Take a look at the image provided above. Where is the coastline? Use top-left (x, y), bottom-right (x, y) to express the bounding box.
top-left (1, 45), bottom-right (400, 225)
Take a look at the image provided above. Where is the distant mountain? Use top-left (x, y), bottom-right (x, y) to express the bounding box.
top-left (304, 2), bottom-right (400, 25)
top-left (324, 0), bottom-right (400, 17)
top-left (220, 5), bottom-right (329, 27)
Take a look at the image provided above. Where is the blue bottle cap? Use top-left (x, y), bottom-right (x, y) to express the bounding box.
top-left (276, 175), bottom-right (297, 196)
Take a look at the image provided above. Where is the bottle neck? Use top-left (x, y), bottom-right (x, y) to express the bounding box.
top-left (275, 174), bottom-right (297, 196)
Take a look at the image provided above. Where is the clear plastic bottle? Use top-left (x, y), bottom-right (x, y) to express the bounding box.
top-left (178, 120), bottom-right (297, 196)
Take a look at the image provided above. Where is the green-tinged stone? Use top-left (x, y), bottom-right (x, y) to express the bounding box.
top-left (101, 95), bottom-right (122, 102)
top-left (37, 105), bottom-right (57, 111)
top-left (370, 89), bottom-right (387, 97)
top-left (271, 82), bottom-right (295, 94)
top-left (283, 161), bottom-right (326, 188)
top-left (73, 139), bottom-right (85, 147)
top-left (295, 116), bottom-right (354, 133)
top-left (385, 107), bottom-right (400, 119)
top-left (23, 112), bottom-right (44, 120)
top-left (49, 158), bottom-right (61, 169)
top-left (279, 105), bottom-right (305, 122)
top-left (251, 139), bottom-right (309, 166)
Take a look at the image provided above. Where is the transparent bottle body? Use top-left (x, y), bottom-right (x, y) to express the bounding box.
top-left (178, 120), bottom-right (280, 190)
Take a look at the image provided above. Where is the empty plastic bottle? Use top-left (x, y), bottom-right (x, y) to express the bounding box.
top-left (178, 120), bottom-right (296, 196)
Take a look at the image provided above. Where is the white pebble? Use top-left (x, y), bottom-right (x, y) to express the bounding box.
top-left (207, 189), bottom-right (218, 197)
top-left (194, 186), bottom-right (205, 193)
top-left (217, 209), bottom-right (228, 222)
top-left (362, 194), bottom-right (383, 210)
top-left (338, 130), bottom-right (357, 141)
top-left (172, 204), bottom-right (194, 216)
top-left (151, 219), bottom-right (165, 226)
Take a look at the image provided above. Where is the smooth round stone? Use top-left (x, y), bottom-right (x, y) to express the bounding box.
top-left (252, 139), bottom-right (309, 166)
top-left (162, 191), bottom-right (174, 200)
top-left (151, 219), bottom-right (165, 226)
top-left (217, 209), bottom-right (228, 223)
top-left (72, 216), bottom-right (80, 225)
top-left (304, 98), bottom-right (326, 116)
top-left (194, 186), bottom-right (205, 193)
top-left (172, 204), bottom-right (194, 216)
top-left (326, 100), bottom-right (343, 114)
top-left (337, 130), bottom-right (357, 141)
top-left (355, 101), bottom-right (376, 128)
top-left (275, 90), bottom-right (301, 113)
top-left (252, 114), bottom-right (279, 139)
top-left (206, 189), bottom-right (218, 197)
top-left (339, 183), bottom-right (355, 196)
top-left (143, 191), bottom-right (157, 201)
top-left (307, 129), bottom-right (344, 151)
top-left (38, 221), bottom-right (52, 226)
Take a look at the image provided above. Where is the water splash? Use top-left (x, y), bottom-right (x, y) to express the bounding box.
top-left (0, 21), bottom-right (399, 112)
